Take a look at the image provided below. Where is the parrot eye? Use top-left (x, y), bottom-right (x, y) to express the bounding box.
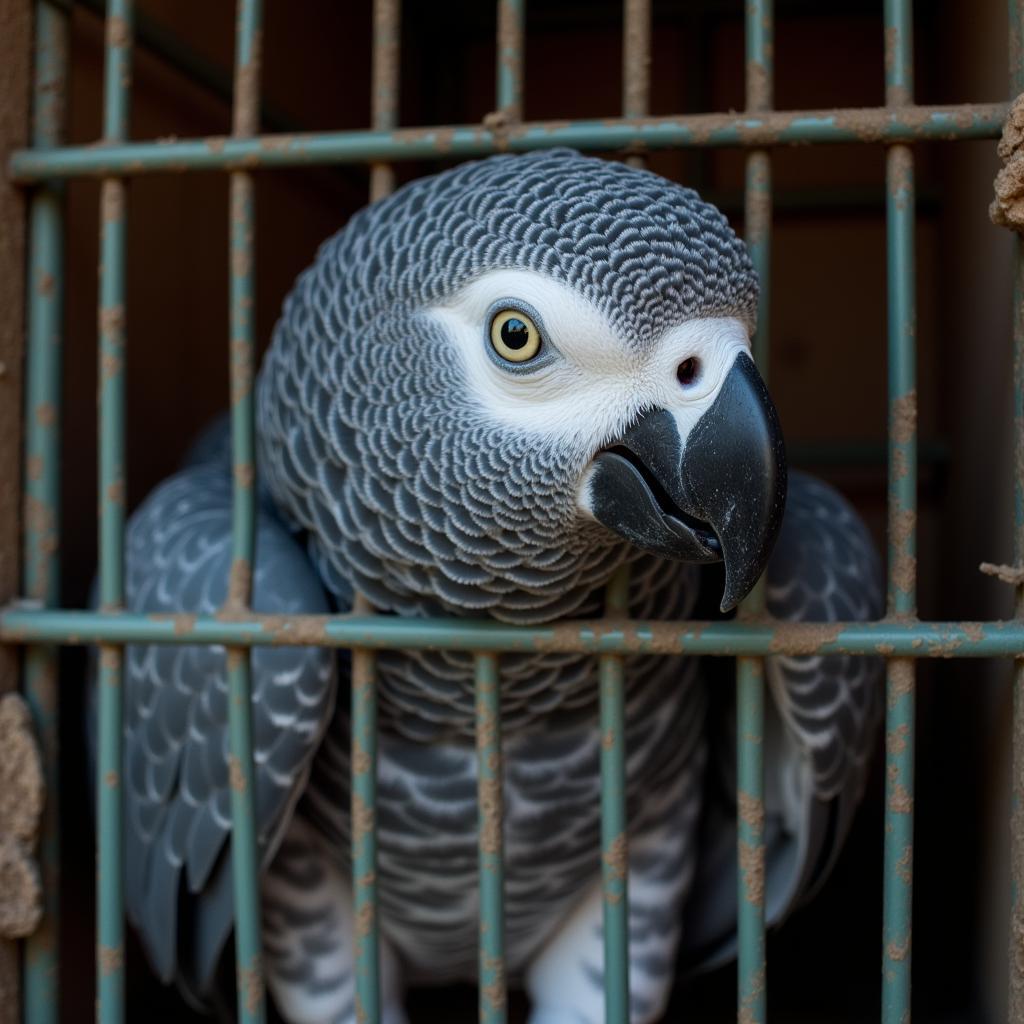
top-left (489, 309), bottom-right (542, 363)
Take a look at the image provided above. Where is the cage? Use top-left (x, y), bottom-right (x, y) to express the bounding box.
top-left (0, 0), bottom-right (1021, 1022)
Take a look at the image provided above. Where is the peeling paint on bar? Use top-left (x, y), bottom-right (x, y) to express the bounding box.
top-left (6, 103), bottom-right (1007, 181)
top-left (369, 0), bottom-right (400, 202)
top-left (2, 609), bottom-right (1023, 659)
top-left (736, 2), bottom-right (772, 1019)
top-left (475, 652), bottom-right (506, 1024)
top-left (96, 1), bottom-right (133, 1019)
top-left (621, 0), bottom-right (650, 169)
top-left (225, 3), bottom-right (266, 1022)
top-left (22, 4), bottom-right (68, 1020)
top-left (350, 592), bottom-right (380, 1024)
top-left (355, 6), bottom-right (400, 1014)
top-left (599, 567), bottom-right (630, 1022)
top-left (882, 3), bottom-right (917, 1021)
top-left (496, 0), bottom-right (525, 124)
top-left (622, 0), bottom-right (650, 122)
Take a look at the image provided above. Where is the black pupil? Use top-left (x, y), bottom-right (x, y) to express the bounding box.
top-left (500, 317), bottom-right (530, 350)
top-left (677, 358), bottom-right (698, 385)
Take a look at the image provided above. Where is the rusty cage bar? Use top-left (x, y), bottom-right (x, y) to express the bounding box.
top-left (4, 1), bottom-right (1024, 1022)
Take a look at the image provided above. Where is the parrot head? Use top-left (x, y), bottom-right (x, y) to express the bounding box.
top-left (258, 149), bottom-right (786, 621)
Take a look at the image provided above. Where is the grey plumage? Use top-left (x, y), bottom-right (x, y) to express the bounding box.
top-left (256, 147), bottom-right (757, 626)
top-left (92, 149), bottom-right (882, 1023)
top-left (117, 465), bottom-right (336, 992)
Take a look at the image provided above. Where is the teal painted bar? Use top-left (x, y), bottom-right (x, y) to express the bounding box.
top-left (225, 652), bottom-right (265, 1023)
top-left (229, 169), bottom-right (256, 602)
top-left (369, 0), bottom-right (400, 200)
top-left (882, 2), bottom-right (917, 1021)
top-left (96, 1), bottom-right (132, 1019)
top-left (622, 0), bottom-right (649, 121)
top-left (95, 647), bottom-right (125, 1024)
top-left (351, 628), bottom-right (380, 1024)
top-left (225, 2), bottom-right (266, 1021)
top-left (23, 3), bottom-right (68, 1020)
top-left (736, 2), bottom-right (772, 1019)
top-left (360, 0), bottom-right (396, 1004)
top-left (736, 656), bottom-right (766, 1023)
top-left (6, 103), bottom-right (1006, 182)
top-left (475, 652), bottom-right (507, 1024)
top-left (3, 609), bottom-right (1023, 658)
top-left (600, 567), bottom-right (630, 1023)
top-left (496, 0), bottom-right (525, 120)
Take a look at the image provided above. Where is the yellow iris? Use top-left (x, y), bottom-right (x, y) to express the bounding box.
top-left (489, 309), bottom-right (542, 363)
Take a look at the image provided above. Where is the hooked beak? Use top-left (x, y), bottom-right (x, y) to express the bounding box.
top-left (588, 352), bottom-right (787, 612)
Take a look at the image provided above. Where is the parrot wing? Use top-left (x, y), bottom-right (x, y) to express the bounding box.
top-left (100, 461), bottom-right (337, 997)
top-left (681, 469), bottom-right (884, 969)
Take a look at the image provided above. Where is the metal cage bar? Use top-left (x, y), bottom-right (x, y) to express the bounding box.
top-left (351, 595), bottom-right (381, 1024)
top-left (22, 4), bottom-right (67, 1021)
top-left (4, 610), bottom-right (1024, 656)
top-left (599, 566), bottom-right (632, 1023)
top-left (476, 651), bottom-right (506, 1024)
top-left (95, 2), bottom-right (132, 1019)
top-left (622, 0), bottom-right (650, 169)
top-left (352, 7), bottom-right (402, 1019)
top-left (736, 1), bottom-right (773, 1021)
top-left (6, 103), bottom-right (1007, 182)
top-left (593, 9), bottom-right (653, 1017)
top-left (471, 12), bottom-right (525, 1017)
top-left (224, 2), bottom-right (266, 1021)
top-left (369, 0), bottom-right (400, 201)
top-left (496, 0), bottom-right (525, 122)
top-left (881, 1), bottom-right (918, 1020)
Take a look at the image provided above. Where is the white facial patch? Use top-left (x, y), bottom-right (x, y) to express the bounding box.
top-left (426, 268), bottom-right (752, 466)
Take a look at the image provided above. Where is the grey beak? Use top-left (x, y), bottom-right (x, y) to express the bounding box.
top-left (588, 352), bottom-right (787, 611)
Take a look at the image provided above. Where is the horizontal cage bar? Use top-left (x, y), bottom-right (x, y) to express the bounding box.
top-left (2, 608), bottom-right (1023, 658)
top-left (6, 103), bottom-right (1006, 182)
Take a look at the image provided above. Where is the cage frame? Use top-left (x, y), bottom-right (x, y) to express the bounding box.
top-left (2, 1), bottom-right (1023, 1022)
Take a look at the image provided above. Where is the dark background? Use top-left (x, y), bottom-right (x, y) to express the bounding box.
top-left (43, 0), bottom-right (1016, 1020)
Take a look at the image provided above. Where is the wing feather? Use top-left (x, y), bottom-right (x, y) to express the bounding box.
top-left (682, 470), bottom-right (883, 970)
top-left (92, 461), bottom-right (337, 994)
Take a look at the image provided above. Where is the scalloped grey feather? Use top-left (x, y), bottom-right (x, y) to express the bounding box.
top-left (90, 149), bottom-right (883, 1024)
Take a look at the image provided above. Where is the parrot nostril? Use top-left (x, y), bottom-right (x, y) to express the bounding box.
top-left (677, 357), bottom-right (701, 388)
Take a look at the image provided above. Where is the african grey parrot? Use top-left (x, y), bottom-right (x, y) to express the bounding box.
top-left (98, 148), bottom-right (883, 1023)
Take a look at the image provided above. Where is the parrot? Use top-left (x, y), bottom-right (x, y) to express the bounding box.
top-left (97, 148), bottom-right (883, 1024)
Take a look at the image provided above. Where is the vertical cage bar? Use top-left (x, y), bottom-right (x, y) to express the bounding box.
top-left (226, 2), bottom-right (266, 1022)
top-left (476, 651), bottom-right (506, 1024)
top-left (496, 0), bottom-right (525, 121)
top-left (737, 2), bottom-right (772, 1022)
top-left (882, 2), bottom-right (917, 1022)
top-left (736, 657), bottom-right (766, 1024)
top-left (357, 6), bottom-right (398, 1014)
top-left (369, 0), bottom-right (400, 201)
top-left (600, 565), bottom-right (630, 1023)
top-left (1008, 2), bottom-right (1024, 1018)
top-left (351, 595), bottom-right (380, 1024)
top-left (96, 1), bottom-right (132, 1019)
top-left (622, 0), bottom-right (650, 168)
top-left (622, 0), bottom-right (650, 119)
top-left (23, 3), bottom-right (68, 1020)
